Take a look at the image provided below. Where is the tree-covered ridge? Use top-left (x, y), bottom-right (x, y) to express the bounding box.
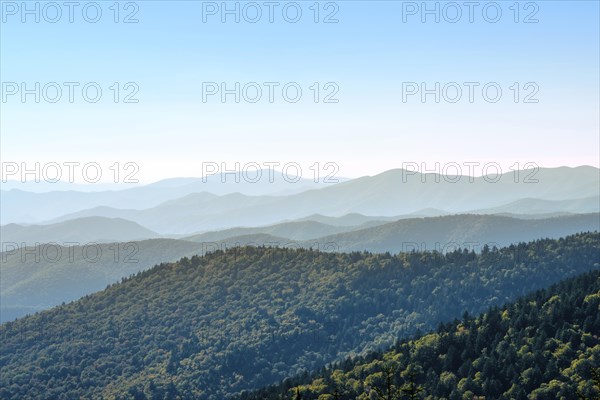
top-left (243, 270), bottom-right (600, 400)
top-left (0, 233), bottom-right (599, 399)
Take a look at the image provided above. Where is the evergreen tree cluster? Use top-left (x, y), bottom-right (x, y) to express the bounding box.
top-left (242, 270), bottom-right (600, 400)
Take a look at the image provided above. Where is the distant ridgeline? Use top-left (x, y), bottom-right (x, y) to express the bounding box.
top-left (0, 232), bottom-right (599, 399)
top-left (241, 270), bottom-right (600, 400)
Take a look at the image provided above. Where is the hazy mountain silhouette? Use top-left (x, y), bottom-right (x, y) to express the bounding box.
top-left (0, 170), bottom-right (341, 224)
top-left (308, 213), bottom-right (600, 253)
top-left (472, 196), bottom-right (600, 214)
top-left (44, 166), bottom-right (599, 234)
top-left (182, 220), bottom-right (389, 242)
top-left (188, 214), bottom-right (600, 254)
top-left (1, 217), bottom-right (158, 246)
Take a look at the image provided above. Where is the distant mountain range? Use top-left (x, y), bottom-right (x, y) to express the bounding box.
top-left (1, 217), bottom-right (158, 246)
top-left (303, 213), bottom-right (600, 253)
top-left (200, 213), bottom-right (600, 253)
top-left (15, 166), bottom-right (596, 234)
top-left (181, 219), bottom-right (389, 242)
top-left (43, 194), bottom-right (600, 235)
top-left (0, 170), bottom-right (343, 224)
top-left (5, 210), bottom-right (598, 250)
top-left (1, 213), bottom-right (391, 248)
top-left (472, 195), bottom-right (600, 214)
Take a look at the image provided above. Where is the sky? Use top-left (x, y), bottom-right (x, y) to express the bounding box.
top-left (1, 0), bottom-right (599, 183)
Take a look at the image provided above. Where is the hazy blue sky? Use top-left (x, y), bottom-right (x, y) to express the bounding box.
top-left (1, 1), bottom-right (598, 182)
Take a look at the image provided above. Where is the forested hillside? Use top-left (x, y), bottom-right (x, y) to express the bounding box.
top-left (0, 233), bottom-right (598, 399)
top-left (243, 270), bottom-right (600, 400)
